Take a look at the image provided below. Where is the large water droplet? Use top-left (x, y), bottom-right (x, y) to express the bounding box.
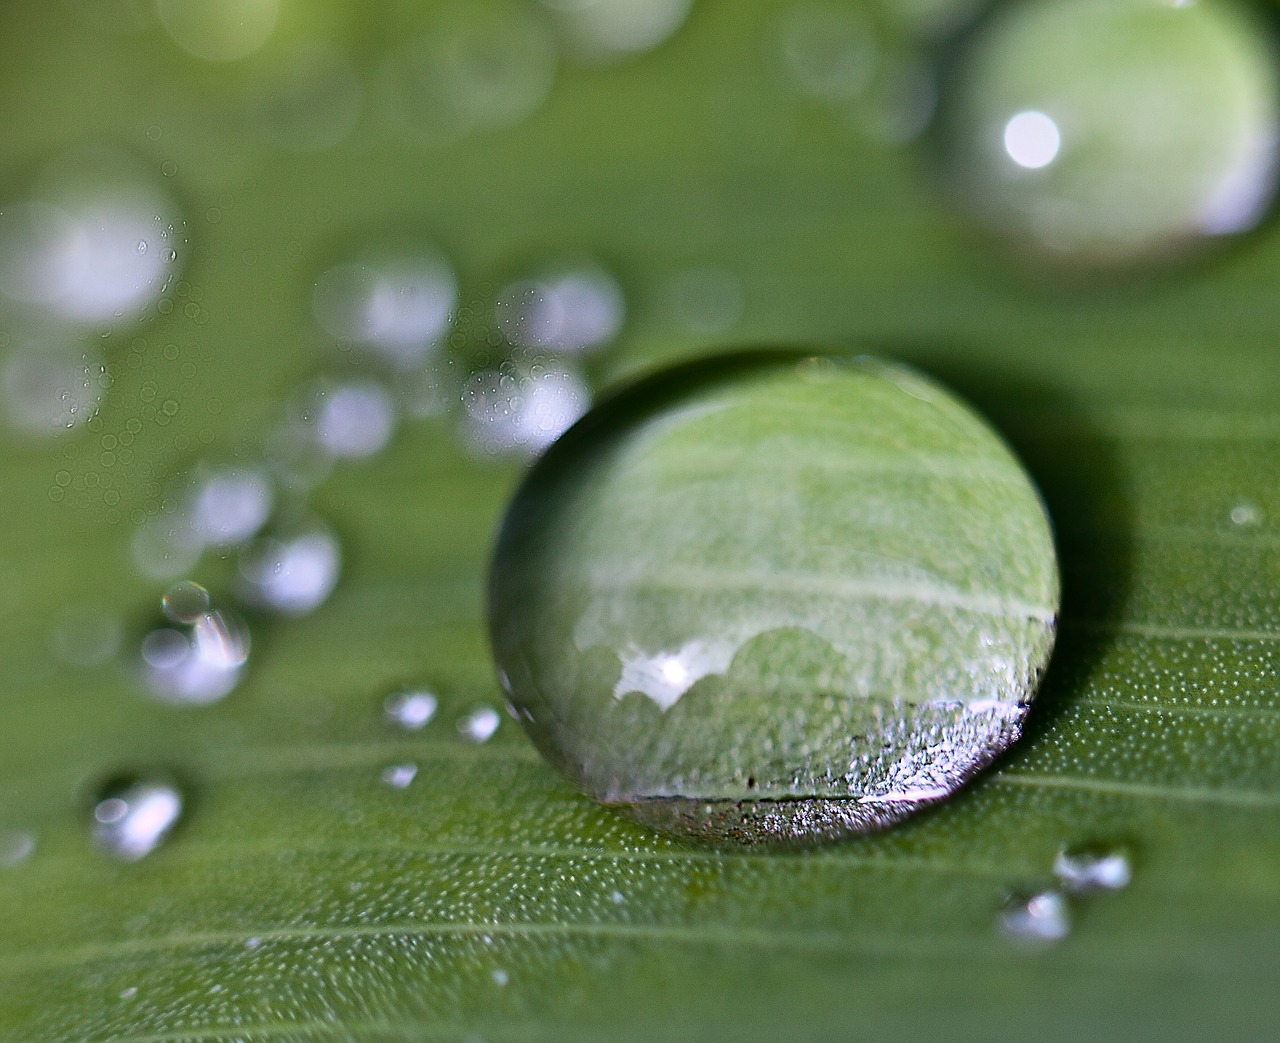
top-left (935, 0), bottom-right (1280, 265)
top-left (91, 776), bottom-right (184, 861)
top-left (488, 353), bottom-right (1059, 845)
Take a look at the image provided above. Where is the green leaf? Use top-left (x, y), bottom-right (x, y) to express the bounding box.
top-left (1, 2), bottom-right (1278, 1040)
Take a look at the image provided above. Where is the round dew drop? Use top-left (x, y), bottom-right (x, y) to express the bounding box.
top-left (935, 0), bottom-right (1280, 265)
top-left (487, 353), bottom-right (1060, 846)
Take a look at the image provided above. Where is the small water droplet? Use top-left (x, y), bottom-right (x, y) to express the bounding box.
top-left (492, 967), bottom-right (510, 985)
top-left (381, 762), bottom-right (419, 789)
top-left (935, 0), bottom-right (1280, 265)
top-left (488, 353), bottom-right (1059, 845)
top-left (1230, 502), bottom-right (1261, 526)
top-left (1053, 845), bottom-right (1132, 893)
top-left (245, 936), bottom-right (263, 950)
top-left (385, 689), bottom-right (439, 730)
top-left (119, 986), bottom-right (138, 1001)
top-left (161, 579), bottom-right (211, 624)
top-left (458, 706), bottom-right (501, 743)
top-left (91, 775), bottom-right (184, 861)
top-left (0, 829), bottom-right (35, 867)
top-left (998, 889), bottom-right (1070, 945)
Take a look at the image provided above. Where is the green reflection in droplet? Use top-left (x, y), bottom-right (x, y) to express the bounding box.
top-left (935, 0), bottom-right (1280, 265)
top-left (488, 352), bottom-right (1059, 846)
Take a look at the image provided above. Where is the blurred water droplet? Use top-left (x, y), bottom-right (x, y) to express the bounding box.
top-left (91, 776), bottom-right (184, 861)
top-left (375, 1), bottom-right (558, 147)
top-left (540, 0), bottom-right (692, 64)
top-left (0, 829), bottom-right (35, 867)
top-left (385, 689), bottom-right (439, 730)
top-left (936, 0), bottom-right (1280, 264)
top-left (1053, 845), bottom-right (1132, 893)
top-left (188, 466), bottom-right (275, 547)
top-left (161, 580), bottom-right (211, 624)
top-left (313, 248), bottom-right (457, 368)
top-left (492, 968), bottom-right (510, 985)
top-left (663, 266), bottom-right (744, 336)
top-left (381, 762), bottom-right (419, 789)
top-left (461, 361), bottom-right (591, 456)
top-left (156, 0), bottom-right (279, 62)
top-left (248, 40), bottom-right (363, 153)
top-left (781, 3), bottom-right (879, 102)
top-left (237, 519), bottom-right (341, 616)
top-left (1, 340), bottom-right (105, 437)
top-left (998, 889), bottom-right (1070, 945)
top-left (496, 260), bottom-right (624, 355)
top-left (488, 353), bottom-right (1059, 845)
top-left (141, 600), bottom-right (249, 706)
top-left (50, 604), bottom-right (123, 668)
top-left (313, 380), bottom-right (398, 459)
top-left (0, 153), bottom-right (182, 324)
top-left (458, 706), bottom-right (501, 743)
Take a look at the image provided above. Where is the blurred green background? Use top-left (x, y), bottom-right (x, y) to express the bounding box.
top-left (1, 0), bottom-right (1279, 1039)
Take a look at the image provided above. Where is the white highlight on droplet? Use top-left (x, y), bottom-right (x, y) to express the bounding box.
top-left (1004, 110), bottom-right (1061, 170)
top-left (614, 638), bottom-right (736, 711)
